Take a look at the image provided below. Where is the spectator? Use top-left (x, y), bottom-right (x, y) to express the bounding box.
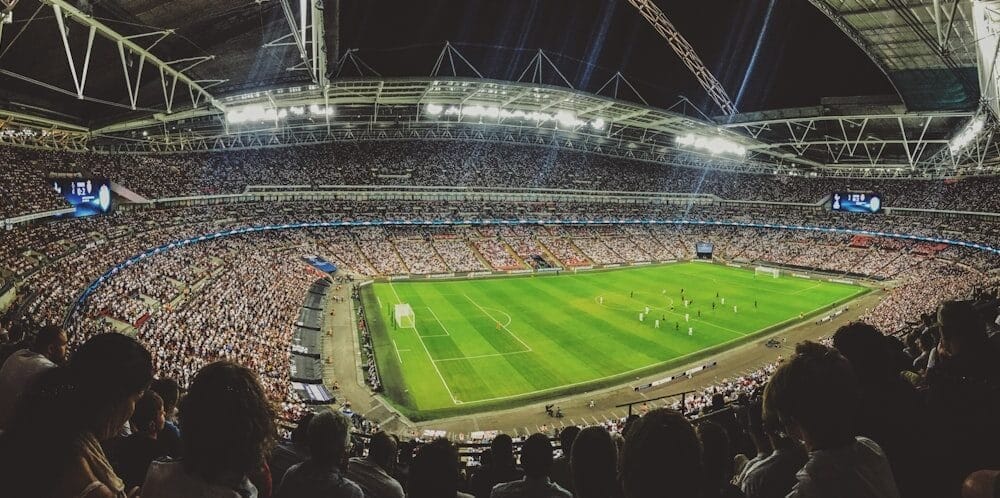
top-left (619, 408), bottom-right (702, 498)
top-left (0, 332), bottom-right (153, 498)
top-left (697, 421), bottom-right (744, 498)
top-left (347, 431), bottom-right (405, 498)
top-left (270, 412), bottom-right (313, 485)
top-left (763, 341), bottom-right (899, 498)
top-left (732, 401), bottom-right (771, 488)
top-left (571, 426), bottom-right (622, 498)
top-left (148, 378), bottom-right (181, 457)
top-left (274, 410), bottom-right (362, 498)
top-left (142, 361), bottom-right (276, 498)
top-left (110, 391), bottom-right (168, 488)
top-left (407, 438), bottom-right (474, 498)
top-left (832, 322), bottom-right (927, 497)
top-left (0, 324), bottom-right (67, 428)
top-left (551, 425), bottom-right (580, 495)
top-left (740, 405), bottom-right (807, 498)
top-left (926, 301), bottom-right (1000, 497)
top-left (491, 432), bottom-right (571, 498)
top-left (469, 433), bottom-right (524, 498)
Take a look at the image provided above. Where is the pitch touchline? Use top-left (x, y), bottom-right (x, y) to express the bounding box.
top-left (462, 294), bottom-right (533, 353)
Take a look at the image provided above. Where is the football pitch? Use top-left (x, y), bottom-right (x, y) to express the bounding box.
top-left (362, 262), bottom-right (866, 420)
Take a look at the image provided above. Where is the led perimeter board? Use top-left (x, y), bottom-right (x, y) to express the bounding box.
top-left (52, 178), bottom-right (113, 217)
top-left (832, 192), bottom-right (883, 213)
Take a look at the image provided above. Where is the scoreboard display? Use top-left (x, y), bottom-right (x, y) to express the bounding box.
top-left (52, 178), bottom-right (113, 217)
top-left (831, 192), bottom-right (883, 213)
top-left (696, 242), bottom-right (713, 259)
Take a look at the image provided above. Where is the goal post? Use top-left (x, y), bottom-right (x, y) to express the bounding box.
top-left (754, 266), bottom-right (780, 278)
top-left (394, 303), bottom-right (415, 328)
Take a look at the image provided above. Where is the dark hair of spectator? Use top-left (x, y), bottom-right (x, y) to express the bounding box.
top-left (763, 341), bottom-right (858, 450)
top-left (572, 426), bottom-right (620, 498)
top-left (521, 433), bottom-right (554, 479)
top-left (697, 421), bottom-right (734, 492)
top-left (368, 431), bottom-right (398, 471)
top-left (833, 322), bottom-right (892, 382)
top-left (178, 361), bottom-right (276, 481)
top-left (491, 433), bottom-right (515, 466)
top-left (407, 438), bottom-right (462, 498)
top-left (290, 411), bottom-right (314, 446)
top-left (149, 377), bottom-right (180, 413)
top-left (619, 408), bottom-right (702, 498)
top-left (559, 425), bottom-right (581, 456)
top-left (307, 411), bottom-right (352, 465)
top-left (32, 325), bottom-right (63, 352)
top-left (130, 390), bottom-right (163, 433)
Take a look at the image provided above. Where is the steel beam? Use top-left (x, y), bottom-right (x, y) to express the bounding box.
top-left (39, 0), bottom-right (223, 113)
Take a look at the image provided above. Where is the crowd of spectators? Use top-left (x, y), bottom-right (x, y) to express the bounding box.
top-left (3, 300), bottom-right (998, 497)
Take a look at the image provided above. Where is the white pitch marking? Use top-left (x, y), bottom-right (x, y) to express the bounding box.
top-left (392, 340), bottom-right (404, 365)
top-left (388, 284), bottom-right (461, 404)
top-left (433, 350), bottom-right (531, 362)
top-left (426, 306), bottom-right (452, 336)
top-left (463, 294), bottom-right (532, 352)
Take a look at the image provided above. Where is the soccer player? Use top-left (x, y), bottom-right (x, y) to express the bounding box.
top-left (645, 306), bottom-right (650, 314)
top-left (675, 322), bottom-right (679, 331)
top-left (655, 319), bottom-right (660, 329)
top-left (697, 310), bottom-right (701, 318)
top-left (688, 327), bottom-right (693, 336)
top-left (599, 296), bottom-right (604, 304)
top-left (721, 297), bottom-right (726, 305)
top-left (639, 313), bottom-right (644, 322)
top-left (684, 313), bottom-right (690, 322)
top-left (711, 302), bottom-right (716, 310)
top-left (733, 305), bottom-right (738, 313)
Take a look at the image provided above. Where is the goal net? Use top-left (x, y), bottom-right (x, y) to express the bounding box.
top-left (754, 266), bottom-right (780, 278)
top-left (394, 303), bottom-right (415, 328)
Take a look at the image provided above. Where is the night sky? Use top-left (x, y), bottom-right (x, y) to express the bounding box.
top-left (338, 0), bottom-right (895, 114)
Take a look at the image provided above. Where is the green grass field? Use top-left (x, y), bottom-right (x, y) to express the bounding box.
top-left (363, 262), bottom-right (866, 420)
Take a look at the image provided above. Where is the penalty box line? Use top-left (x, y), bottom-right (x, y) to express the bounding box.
top-left (463, 294), bottom-right (533, 353)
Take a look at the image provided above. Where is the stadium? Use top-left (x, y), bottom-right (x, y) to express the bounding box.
top-left (1, 0), bottom-right (999, 497)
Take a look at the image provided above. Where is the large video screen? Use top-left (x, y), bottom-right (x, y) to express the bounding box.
top-left (831, 192), bottom-right (883, 213)
top-left (696, 242), bottom-right (714, 254)
top-left (52, 178), bottom-right (113, 217)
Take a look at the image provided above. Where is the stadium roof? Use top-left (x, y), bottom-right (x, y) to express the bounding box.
top-left (808, 0), bottom-right (979, 111)
top-left (0, 0), bottom-right (996, 176)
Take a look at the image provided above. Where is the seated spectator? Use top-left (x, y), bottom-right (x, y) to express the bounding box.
top-left (733, 401), bottom-right (771, 488)
top-left (619, 408), bottom-right (702, 498)
top-left (926, 301), bottom-right (1000, 497)
top-left (148, 378), bottom-right (181, 457)
top-left (407, 438), bottom-right (474, 498)
top-left (832, 322), bottom-right (927, 497)
top-left (142, 361), bottom-right (276, 498)
top-left (270, 412), bottom-right (313, 485)
top-left (551, 425), bottom-right (580, 495)
top-left (763, 341), bottom-right (899, 498)
top-left (962, 470), bottom-right (1000, 498)
top-left (110, 391), bottom-right (168, 488)
top-left (274, 410), bottom-right (362, 498)
top-left (697, 421), bottom-right (744, 498)
top-left (347, 430), bottom-right (404, 498)
top-left (571, 426), bottom-right (621, 498)
top-left (0, 324), bottom-right (67, 428)
top-left (740, 405), bottom-right (806, 498)
top-left (469, 433), bottom-right (524, 498)
top-left (491, 432), bottom-right (571, 498)
top-left (0, 332), bottom-right (153, 498)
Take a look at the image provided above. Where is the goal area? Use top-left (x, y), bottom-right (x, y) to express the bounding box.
top-left (394, 303), bottom-right (415, 328)
top-left (754, 266), bottom-right (780, 278)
